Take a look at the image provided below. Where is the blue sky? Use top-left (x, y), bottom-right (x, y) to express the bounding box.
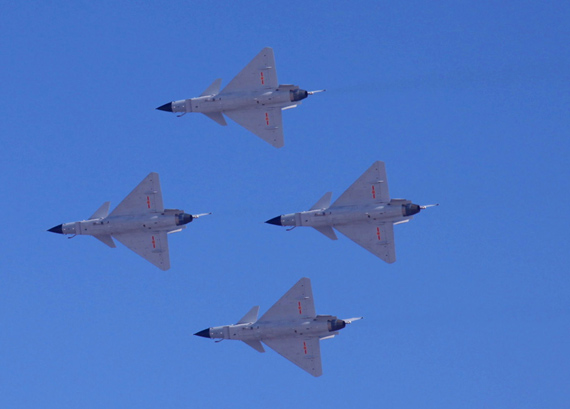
top-left (1, 1), bottom-right (569, 408)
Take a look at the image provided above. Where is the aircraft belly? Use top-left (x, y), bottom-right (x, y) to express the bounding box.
top-left (78, 221), bottom-right (112, 235)
top-left (228, 326), bottom-right (259, 340)
top-left (255, 91), bottom-right (289, 106)
top-left (294, 213), bottom-right (303, 226)
top-left (223, 101), bottom-right (257, 112)
top-left (301, 217), bottom-right (330, 227)
top-left (258, 321), bottom-right (328, 339)
top-left (298, 211), bottom-right (331, 227)
top-left (258, 325), bottom-right (292, 338)
top-left (80, 216), bottom-right (176, 236)
top-left (236, 331), bottom-right (262, 341)
top-left (329, 212), bottom-right (368, 225)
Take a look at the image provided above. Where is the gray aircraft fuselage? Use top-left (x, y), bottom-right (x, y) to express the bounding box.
top-left (165, 85), bottom-right (309, 115)
top-left (269, 200), bottom-right (421, 228)
top-left (197, 315), bottom-right (347, 342)
top-left (49, 210), bottom-right (193, 237)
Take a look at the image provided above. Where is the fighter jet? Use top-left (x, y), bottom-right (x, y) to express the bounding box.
top-left (156, 47), bottom-right (324, 148)
top-left (48, 172), bottom-right (210, 270)
top-left (265, 161), bottom-right (437, 263)
top-left (194, 277), bottom-right (361, 377)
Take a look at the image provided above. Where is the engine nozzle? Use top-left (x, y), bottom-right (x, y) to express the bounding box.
top-left (176, 213), bottom-right (193, 226)
top-left (328, 319), bottom-right (346, 332)
top-left (402, 203), bottom-right (421, 217)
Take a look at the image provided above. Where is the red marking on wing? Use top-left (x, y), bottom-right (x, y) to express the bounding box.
top-left (146, 196), bottom-right (151, 209)
top-left (260, 72), bottom-right (265, 85)
top-left (298, 301), bottom-right (302, 315)
top-left (376, 227), bottom-right (381, 240)
top-left (371, 186), bottom-right (376, 199)
top-left (265, 112), bottom-right (269, 125)
top-left (303, 341), bottom-right (308, 355)
top-left (151, 236), bottom-right (156, 249)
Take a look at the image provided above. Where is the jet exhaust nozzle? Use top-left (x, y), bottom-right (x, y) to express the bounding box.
top-left (176, 213), bottom-right (193, 226)
top-left (328, 319), bottom-right (346, 332)
top-left (402, 203), bottom-right (421, 217)
top-left (48, 224), bottom-right (63, 234)
top-left (194, 329), bottom-right (211, 338)
top-left (265, 216), bottom-right (282, 226)
top-left (290, 89), bottom-right (309, 102)
top-left (156, 102), bottom-right (173, 112)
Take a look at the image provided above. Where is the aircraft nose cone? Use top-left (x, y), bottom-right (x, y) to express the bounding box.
top-left (156, 102), bottom-right (173, 112)
top-left (194, 329), bottom-right (211, 338)
top-left (48, 224), bottom-right (63, 234)
top-left (265, 216), bottom-right (282, 226)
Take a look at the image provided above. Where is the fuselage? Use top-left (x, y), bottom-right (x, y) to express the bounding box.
top-left (59, 210), bottom-right (193, 236)
top-left (171, 85), bottom-right (308, 114)
top-left (279, 200), bottom-right (420, 228)
top-left (208, 315), bottom-right (346, 342)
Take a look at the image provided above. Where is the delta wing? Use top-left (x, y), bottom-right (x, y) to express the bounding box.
top-left (259, 277), bottom-right (316, 321)
top-left (331, 161), bottom-right (390, 207)
top-left (220, 47), bottom-right (278, 94)
top-left (110, 173), bottom-right (164, 216)
top-left (334, 222), bottom-right (396, 263)
top-left (224, 107), bottom-right (284, 148)
top-left (262, 337), bottom-right (322, 377)
top-left (113, 230), bottom-right (170, 271)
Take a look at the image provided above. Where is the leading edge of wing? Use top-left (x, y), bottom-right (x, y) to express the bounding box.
top-left (113, 231), bottom-right (170, 270)
top-left (331, 161), bottom-right (390, 208)
top-left (259, 278), bottom-right (315, 322)
top-left (221, 47), bottom-right (278, 94)
top-left (224, 107), bottom-right (284, 148)
top-left (334, 222), bottom-right (396, 264)
top-left (262, 337), bottom-right (322, 377)
top-left (109, 172), bottom-right (165, 217)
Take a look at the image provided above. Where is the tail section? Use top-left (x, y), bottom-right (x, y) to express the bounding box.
top-left (89, 201), bottom-right (110, 220)
top-left (200, 78), bottom-right (222, 96)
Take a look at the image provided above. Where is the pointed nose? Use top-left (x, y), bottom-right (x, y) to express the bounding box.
top-left (265, 216), bottom-right (282, 226)
top-left (48, 224), bottom-right (63, 234)
top-left (156, 102), bottom-right (173, 112)
top-left (194, 329), bottom-right (211, 338)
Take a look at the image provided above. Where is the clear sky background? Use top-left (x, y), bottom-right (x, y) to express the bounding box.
top-left (1, 1), bottom-right (569, 408)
